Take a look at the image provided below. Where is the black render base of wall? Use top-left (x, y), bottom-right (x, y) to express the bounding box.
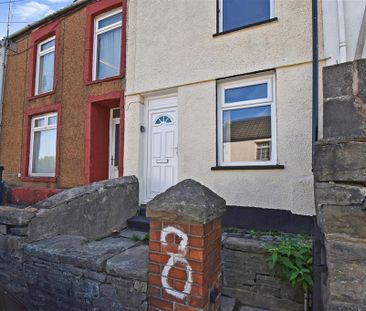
top-left (223, 205), bottom-right (316, 235)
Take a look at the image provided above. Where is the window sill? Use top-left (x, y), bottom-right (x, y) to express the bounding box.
top-left (85, 74), bottom-right (124, 86)
top-left (211, 164), bottom-right (285, 171)
top-left (213, 17), bottom-right (278, 37)
top-left (21, 176), bottom-right (57, 183)
top-left (28, 90), bottom-right (56, 101)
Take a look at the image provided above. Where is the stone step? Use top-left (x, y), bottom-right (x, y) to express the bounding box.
top-left (238, 306), bottom-right (271, 311)
top-left (0, 206), bottom-right (37, 226)
top-left (139, 205), bottom-right (146, 217)
top-left (127, 215), bottom-right (150, 232)
top-left (221, 295), bottom-right (236, 311)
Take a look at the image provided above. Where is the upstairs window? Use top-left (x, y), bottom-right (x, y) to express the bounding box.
top-left (29, 113), bottom-right (57, 177)
top-left (218, 74), bottom-right (276, 166)
top-left (219, 0), bottom-right (272, 32)
top-left (35, 36), bottom-right (55, 95)
top-left (93, 8), bottom-right (122, 80)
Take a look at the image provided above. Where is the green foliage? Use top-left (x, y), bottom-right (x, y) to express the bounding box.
top-left (267, 236), bottom-right (313, 292)
top-left (131, 233), bottom-right (149, 242)
top-left (131, 234), bottom-right (141, 242)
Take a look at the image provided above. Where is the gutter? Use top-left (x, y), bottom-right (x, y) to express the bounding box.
top-left (312, 0), bottom-right (319, 149)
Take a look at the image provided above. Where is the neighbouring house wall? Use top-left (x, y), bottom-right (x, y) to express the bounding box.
top-left (314, 59), bottom-right (366, 310)
top-left (0, 2), bottom-right (125, 192)
top-left (322, 0), bottom-right (366, 64)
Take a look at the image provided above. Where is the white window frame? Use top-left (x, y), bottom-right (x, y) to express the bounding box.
top-left (218, 0), bottom-right (275, 32)
top-left (35, 36), bottom-right (56, 96)
top-left (92, 7), bottom-right (122, 81)
top-left (29, 113), bottom-right (58, 177)
top-left (217, 74), bottom-right (277, 166)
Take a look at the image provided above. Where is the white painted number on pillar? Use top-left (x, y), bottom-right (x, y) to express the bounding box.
top-left (160, 226), bottom-right (192, 300)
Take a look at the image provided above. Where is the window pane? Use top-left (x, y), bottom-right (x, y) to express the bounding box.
top-left (112, 109), bottom-right (120, 119)
top-left (41, 39), bottom-right (55, 51)
top-left (223, 105), bottom-right (271, 162)
top-left (98, 12), bottom-right (122, 29)
top-left (223, 0), bottom-right (270, 31)
top-left (32, 128), bottom-right (57, 174)
top-left (48, 116), bottom-right (57, 125)
top-left (225, 83), bottom-right (267, 104)
top-left (34, 118), bottom-right (45, 128)
top-left (38, 51), bottom-right (54, 94)
top-left (96, 27), bottom-right (121, 80)
top-left (114, 123), bottom-right (120, 167)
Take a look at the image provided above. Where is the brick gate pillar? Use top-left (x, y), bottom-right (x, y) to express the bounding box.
top-left (146, 179), bottom-right (226, 311)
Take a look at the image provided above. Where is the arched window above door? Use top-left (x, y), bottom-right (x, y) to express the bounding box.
top-left (155, 115), bottom-right (172, 125)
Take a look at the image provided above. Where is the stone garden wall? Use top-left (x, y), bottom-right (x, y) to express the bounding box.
top-left (0, 231), bottom-right (148, 311)
top-left (222, 233), bottom-right (304, 311)
top-left (314, 58), bottom-right (366, 310)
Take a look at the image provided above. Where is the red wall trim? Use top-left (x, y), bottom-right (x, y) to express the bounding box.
top-left (118, 90), bottom-right (125, 177)
top-left (84, 0), bottom-right (126, 83)
top-left (8, 187), bottom-right (62, 206)
top-left (28, 20), bottom-right (61, 98)
top-left (84, 91), bottom-right (124, 184)
top-left (21, 104), bottom-right (62, 183)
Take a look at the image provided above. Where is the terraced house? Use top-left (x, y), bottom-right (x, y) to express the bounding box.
top-left (0, 0), bottom-right (127, 204)
top-left (124, 0), bottom-right (318, 220)
top-left (0, 0), bottom-right (321, 222)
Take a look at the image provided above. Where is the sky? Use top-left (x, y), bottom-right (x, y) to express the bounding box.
top-left (0, 0), bottom-right (73, 38)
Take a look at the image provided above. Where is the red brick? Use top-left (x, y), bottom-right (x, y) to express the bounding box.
top-left (189, 224), bottom-right (205, 236)
top-left (150, 220), bottom-right (162, 230)
top-left (162, 221), bottom-right (189, 233)
top-left (188, 260), bottom-right (204, 273)
top-left (148, 285), bottom-right (161, 297)
top-left (165, 265), bottom-right (187, 281)
top-left (149, 273), bottom-right (162, 287)
top-left (149, 241), bottom-right (161, 252)
top-left (189, 236), bottom-right (207, 248)
top-left (174, 279), bottom-right (186, 292)
top-left (189, 295), bottom-right (207, 308)
top-left (162, 289), bottom-right (187, 303)
top-left (175, 304), bottom-right (201, 311)
top-left (150, 230), bottom-right (161, 241)
top-left (192, 273), bottom-right (204, 285)
top-left (149, 252), bottom-right (169, 264)
top-left (149, 263), bottom-right (161, 274)
top-left (188, 248), bottom-right (205, 261)
top-left (190, 284), bottom-right (204, 297)
top-left (162, 243), bottom-right (181, 255)
top-left (149, 297), bottom-right (174, 311)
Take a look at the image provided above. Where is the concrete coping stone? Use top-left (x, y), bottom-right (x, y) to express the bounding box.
top-left (106, 245), bottom-right (148, 281)
top-left (223, 236), bottom-right (269, 254)
top-left (0, 206), bottom-right (37, 225)
top-left (24, 234), bottom-right (138, 271)
top-left (146, 179), bottom-right (226, 224)
top-left (32, 175), bottom-right (138, 210)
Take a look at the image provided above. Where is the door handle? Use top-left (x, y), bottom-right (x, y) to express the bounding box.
top-left (111, 156), bottom-right (114, 166)
top-left (156, 159), bottom-right (169, 164)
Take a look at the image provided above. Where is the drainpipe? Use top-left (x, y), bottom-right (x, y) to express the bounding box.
top-left (0, 38), bottom-right (8, 125)
top-left (312, 0), bottom-right (319, 148)
top-left (337, 0), bottom-right (347, 62)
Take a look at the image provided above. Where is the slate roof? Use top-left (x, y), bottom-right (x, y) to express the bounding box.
top-left (223, 116), bottom-right (271, 142)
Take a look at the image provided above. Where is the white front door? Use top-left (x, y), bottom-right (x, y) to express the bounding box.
top-left (146, 103), bottom-right (178, 200)
top-left (109, 108), bottom-right (120, 179)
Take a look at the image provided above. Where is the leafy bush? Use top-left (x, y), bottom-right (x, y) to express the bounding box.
top-left (267, 236), bottom-right (313, 291)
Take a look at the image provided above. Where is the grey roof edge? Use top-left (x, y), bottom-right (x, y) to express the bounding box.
top-left (9, 0), bottom-right (94, 40)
